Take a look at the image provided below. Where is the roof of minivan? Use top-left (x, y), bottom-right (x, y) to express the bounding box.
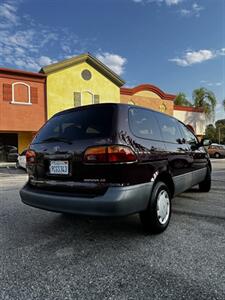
top-left (53, 103), bottom-right (177, 120)
top-left (51, 103), bottom-right (195, 134)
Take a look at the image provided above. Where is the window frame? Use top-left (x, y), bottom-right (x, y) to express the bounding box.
top-left (74, 90), bottom-right (100, 106)
top-left (11, 82), bottom-right (32, 105)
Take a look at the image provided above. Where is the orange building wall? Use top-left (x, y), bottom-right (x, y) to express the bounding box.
top-left (120, 94), bottom-right (174, 116)
top-left (0, 72), bottom-right (46, 132)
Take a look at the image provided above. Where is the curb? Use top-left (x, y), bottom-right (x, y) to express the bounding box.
top-left (0, 163), bottom-right (17, 169)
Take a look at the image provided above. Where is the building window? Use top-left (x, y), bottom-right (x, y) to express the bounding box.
top-left (12, 82), bottom-right (31, 105)
top-left (81, 69), bottom-right (92, 81)
top-left (74, 92), bottom-right (81, 107)
top-left (94, 94), bottom-right (100, 104)
top-left (2, 82), bottom-right (38, 105)
top-left (74, 91), bottom-right (99, 106)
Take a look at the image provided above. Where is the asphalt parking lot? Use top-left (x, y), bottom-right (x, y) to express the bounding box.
top-left (0, 159), bottom-right (225, 300)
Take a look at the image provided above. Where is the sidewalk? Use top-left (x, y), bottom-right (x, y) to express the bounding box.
top-left (0, 162), bottom-right (16, 168)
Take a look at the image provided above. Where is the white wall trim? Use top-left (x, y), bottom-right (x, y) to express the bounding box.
top-left (82, 90), bottom-right (94, 105)
top-left (11, 82), bottom-right (31, 105)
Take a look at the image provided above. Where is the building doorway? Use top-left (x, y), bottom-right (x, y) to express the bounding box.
top-left (0, 133), bottom-right (18, 162)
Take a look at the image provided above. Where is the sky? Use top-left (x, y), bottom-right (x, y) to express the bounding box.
top-left (0, 0), bottom-right (224, 121)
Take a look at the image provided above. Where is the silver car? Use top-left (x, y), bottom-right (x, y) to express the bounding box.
top-left (17, 149), bottom-right (27, 169)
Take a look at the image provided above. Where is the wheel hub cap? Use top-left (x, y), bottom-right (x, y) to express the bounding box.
top-left (157, 190), bottom-right (170, 224)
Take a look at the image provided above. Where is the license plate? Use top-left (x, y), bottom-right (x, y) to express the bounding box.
top-left (49, 160), bottom-right (69, 175)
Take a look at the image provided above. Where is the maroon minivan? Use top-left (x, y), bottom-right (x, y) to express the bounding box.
top-left (20, 103), bottom-right (211, 233)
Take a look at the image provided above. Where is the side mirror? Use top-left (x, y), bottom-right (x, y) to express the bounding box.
top-left (200, 139), bottom-right (212, 147)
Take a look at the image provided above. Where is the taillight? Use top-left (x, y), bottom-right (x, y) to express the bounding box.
top-left (26, 150), bottom-right (36, 164)
top-left (84, 145), bottom-right (137, 163)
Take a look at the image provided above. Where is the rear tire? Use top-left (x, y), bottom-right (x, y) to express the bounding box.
top-left (140, 181), bottom-right (171, 234)
top-left (199, 167), bottom-right (211, 192)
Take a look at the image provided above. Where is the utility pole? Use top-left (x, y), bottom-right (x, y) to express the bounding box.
top-left (218, 127), bottom-right (221, 144)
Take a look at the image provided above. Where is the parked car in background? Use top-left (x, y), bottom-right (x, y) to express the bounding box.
top-left (20, 103), bottom-right (211, 234)
top-left (207, 144), bottom-right (225, 158)
top-left (6, 146), bottom-right (18, 162)
top-left (17, 149), bottom-right (27, 169)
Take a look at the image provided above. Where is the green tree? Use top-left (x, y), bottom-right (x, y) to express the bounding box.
top-left (215, 119), bottom-right (225, 144)
top-left (174, 92), bottom-right (192, 107)
top-left (205, 124), bottom-right (217, 143)
top-left (192, 88), bottom-right (217, 121)
top-left (205, 120), bottom-right (225, 144)
top-left (223, 99), bottom-right (225, 111)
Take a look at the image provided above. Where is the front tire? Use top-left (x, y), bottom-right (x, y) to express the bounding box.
top-left (140, 181), bottom-right (171, 234)
top-left (214, 152), bottom-right (220, 158)
top-left (199, 167), bottom-right (211, 192)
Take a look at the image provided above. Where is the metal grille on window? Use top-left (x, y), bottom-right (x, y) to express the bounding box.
top-left (74, 92), bottom-right (81, 107)
top-left (94, 94), bottom-right (100, 104)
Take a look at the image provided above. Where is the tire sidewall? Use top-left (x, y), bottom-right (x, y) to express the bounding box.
top-left (140, 181), bottom-right (172, 233)
top-left (199, 166), bottom-right (211, 192)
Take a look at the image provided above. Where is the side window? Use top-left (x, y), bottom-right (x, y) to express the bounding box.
top-left (179, 122), bottom-right (198, 145)
top-left (156, 114), bottom-right (182, 144)
top-left (129, 108), bottom-right (161, 140)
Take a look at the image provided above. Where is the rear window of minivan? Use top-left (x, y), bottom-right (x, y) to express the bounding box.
top-left (32, 105), bottom-right (115, 143)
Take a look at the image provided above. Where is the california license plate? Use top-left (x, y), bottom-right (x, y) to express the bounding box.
top-left (49, 160), bottom-right (69, 175)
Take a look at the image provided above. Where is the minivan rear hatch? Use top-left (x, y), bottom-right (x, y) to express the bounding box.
top-left (28, 104), bottom-right (119, 192)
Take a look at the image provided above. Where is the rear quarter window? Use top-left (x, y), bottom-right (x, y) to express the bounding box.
top-left (128, 107), bottom-right (162, 141)
top-left (156, 113), bottom-right (182, 144)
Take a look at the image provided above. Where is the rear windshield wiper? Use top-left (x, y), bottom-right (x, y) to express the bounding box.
top-left (40, 137), bottom-right (72, 144)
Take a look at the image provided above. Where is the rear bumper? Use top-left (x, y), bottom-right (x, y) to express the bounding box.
top-left (20, 182), bottom-right (153, 217)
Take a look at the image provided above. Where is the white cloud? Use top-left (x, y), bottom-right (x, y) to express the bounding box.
top-left (180, 8), bottom-right (191, 16)
top-left (180, 3), bottom-right (204, 17)
top-left (132, 0), bottom-right (182, 5)
top-left (0, 2), bottom-right (18, 26)
top-left (38, 56), bottom-right (54, 66)
top-left (132, 0), bottom-right (203, 17)
top-left (192, 3), bottom-right (203, 13)
top-left (169, 49), bottom-right (216, 66)
top-left (165, 0), bottom-right (182, 6)
top-left (219, 48), bottom-right (225, 56)
top-left (202, 81), bottom-right (223, 87)
top-left (96, 52), bottom-right (127, 76)
top-left (0, 0), bottom-right (97, 71)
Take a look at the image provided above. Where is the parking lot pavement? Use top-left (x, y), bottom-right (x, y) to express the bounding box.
top-left (173, 159), bottom-right (225, 219)
top-left (0, 160), bottom-right (225, 300)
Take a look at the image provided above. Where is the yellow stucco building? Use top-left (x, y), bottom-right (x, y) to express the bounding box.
top-left (40, 53), bottom-right (125, 119)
